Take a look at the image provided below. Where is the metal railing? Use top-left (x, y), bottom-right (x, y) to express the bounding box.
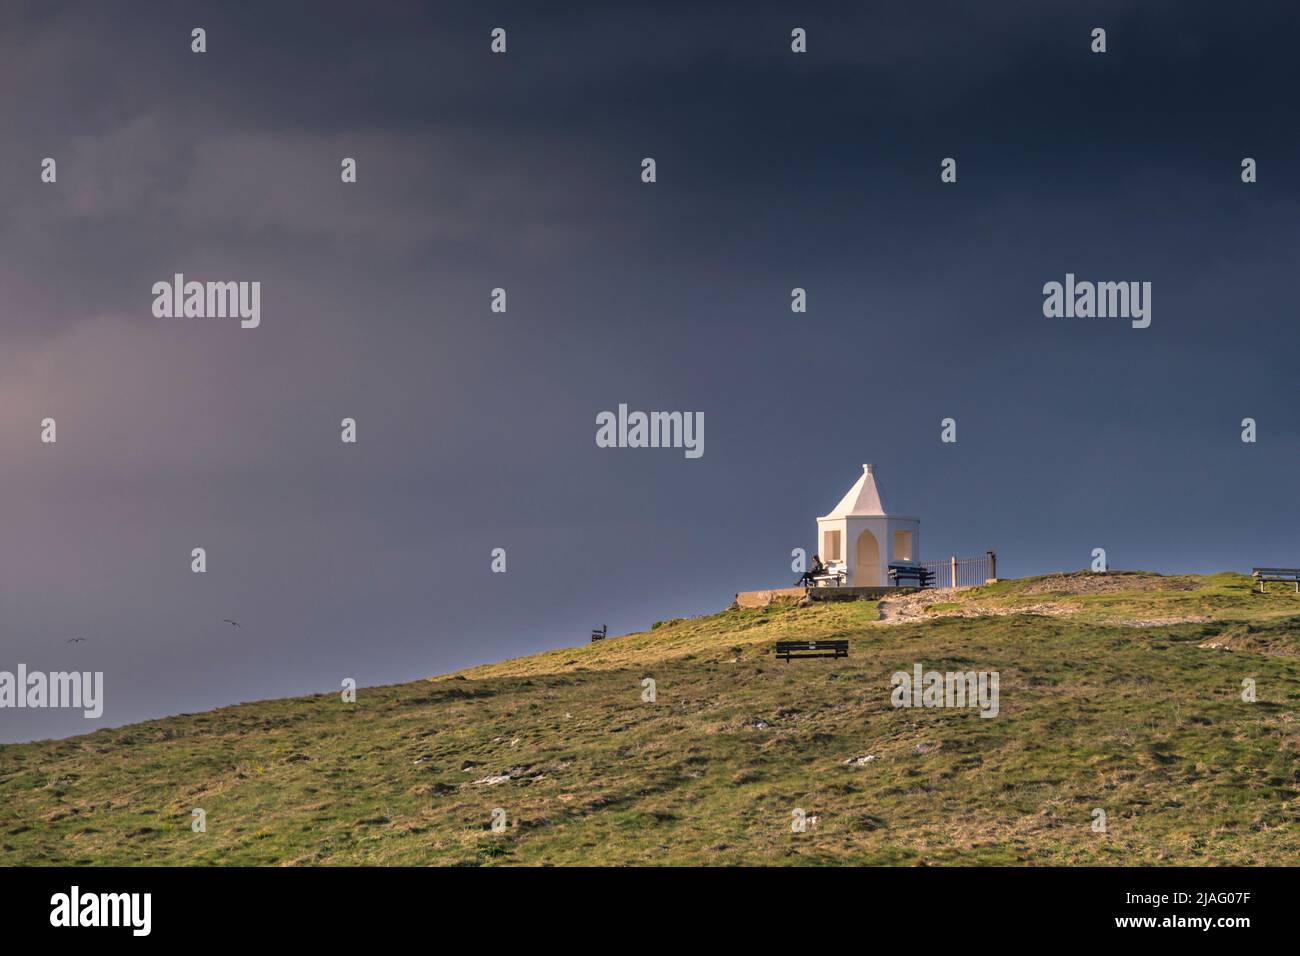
top-left (917, 551), bottom-right (997, 589)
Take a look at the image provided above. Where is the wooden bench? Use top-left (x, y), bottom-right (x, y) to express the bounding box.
top-left (888, 564), bottom-right (933, 588)
top-left (775, 640), bottom-right (849, 662)
top-left (591, 625), bottom-right (607, 642)
top-left (1252, 568), bottom-right (1300, 593)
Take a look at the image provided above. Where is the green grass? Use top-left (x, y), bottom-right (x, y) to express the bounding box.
top-left (2, 572), bottom-right (1298, 865)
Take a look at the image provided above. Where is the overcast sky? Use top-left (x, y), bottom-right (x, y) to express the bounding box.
top-left (1, 1), bottom-right (1297, 742)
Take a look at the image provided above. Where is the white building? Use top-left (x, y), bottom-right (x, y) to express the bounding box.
top-left (816, 464), bottom-right (920, 587)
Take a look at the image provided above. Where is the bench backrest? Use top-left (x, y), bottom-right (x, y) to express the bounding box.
top-left (890, 566), bottom-right (931, 578)
top-left (775, 640), bottom-right (848, 659)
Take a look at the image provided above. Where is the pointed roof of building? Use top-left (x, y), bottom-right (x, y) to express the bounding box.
top-left (822, 463), bottom-right (888, 518)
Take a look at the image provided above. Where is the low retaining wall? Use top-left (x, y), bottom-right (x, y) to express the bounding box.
top-left (734, 585), bottom-right (910, 609)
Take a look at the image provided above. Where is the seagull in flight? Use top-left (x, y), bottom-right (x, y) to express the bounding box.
top-left (66, 637), bottom-right (86, 644)
top-left (223, 619), bottom-right (241, 628)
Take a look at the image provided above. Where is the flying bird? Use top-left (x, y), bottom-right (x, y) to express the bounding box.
top-left (222, 619), bottom-right (241, 628)
top-left (66, 637), bottom-right (86, 643)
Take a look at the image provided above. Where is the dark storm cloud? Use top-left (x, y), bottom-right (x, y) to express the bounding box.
top-left (1, 0), bottom-right (1297, 741)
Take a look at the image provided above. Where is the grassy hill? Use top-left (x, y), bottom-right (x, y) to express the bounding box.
top-left (3, 571), bottom-right (1299, 866)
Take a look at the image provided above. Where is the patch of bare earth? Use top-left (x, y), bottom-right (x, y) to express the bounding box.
top-left (877, 587), bottom-right (1079, 624)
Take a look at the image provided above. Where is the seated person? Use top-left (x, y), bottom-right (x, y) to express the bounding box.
top-left (797, 554), bottom-right (827, 587)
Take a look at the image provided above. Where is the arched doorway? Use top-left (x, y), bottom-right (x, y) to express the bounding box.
top-left (854, 530), bottom-right (880, 586)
